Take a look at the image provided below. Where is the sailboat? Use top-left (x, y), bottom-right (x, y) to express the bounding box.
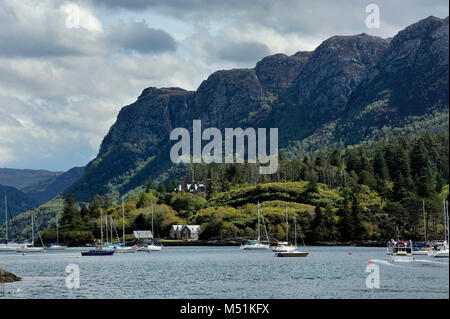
top-left (81, 208), bottom-right (115, 256)
top-left (272, 206), bottom-right (296, 253)
top-left (274, 209), bottom-right (308, 257)
top-left (241, 202), bottom-right (270, 250)
top-left (137, 198), bottom-right (162, 252)
top-left (16, 212), bottom-right (45, 253)
top-left (114, 197), bottom-right (137, 253)
top-left (0, 194), bottom-right (19, 252)
top-left (47, 212), bottom-right (67, 250)
top-left (430, 199), bottom-right (449, 258)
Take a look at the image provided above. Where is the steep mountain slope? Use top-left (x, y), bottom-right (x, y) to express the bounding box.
top-left (21, 166), bottom-right (85, 205)
top-left (0, 184), bottom-right (38, 225)
top-left (66, 16), bottom-right (449, 202)
top-left (0, 168), bottom-right (63, 190)
top-left (292, 16), bottom-right (449, 152)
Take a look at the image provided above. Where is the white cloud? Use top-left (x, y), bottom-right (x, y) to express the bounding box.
top-left (0, 0), bottom-right (448, 171)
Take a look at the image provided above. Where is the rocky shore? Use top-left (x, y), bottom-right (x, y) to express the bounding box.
top-left (0, 269), bottom-right (21, 283)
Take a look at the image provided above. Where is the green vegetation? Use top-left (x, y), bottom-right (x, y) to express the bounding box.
top-left (2, 130), bottom-right (448, 245)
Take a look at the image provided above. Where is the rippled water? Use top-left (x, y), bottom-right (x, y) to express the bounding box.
top-left (0, 246), bottom-right (448, 299)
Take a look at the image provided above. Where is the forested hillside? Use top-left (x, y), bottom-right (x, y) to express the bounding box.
top-left (4, 130), bottom-right (447, 245)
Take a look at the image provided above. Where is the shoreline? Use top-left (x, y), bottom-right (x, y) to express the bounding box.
top-left (68, 239), bottom-right (391, 248)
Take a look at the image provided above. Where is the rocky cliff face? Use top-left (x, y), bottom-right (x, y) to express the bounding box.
top-left (66, 16), bottom-right (449, 201)
top-left (296, 15), bottom-right (449, 150)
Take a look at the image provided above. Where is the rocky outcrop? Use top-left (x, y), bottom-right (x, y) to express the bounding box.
top-left (295, 16), bottom-right (449, 150)
top-left (291, 33), bottom-right (389, 118)
top-left (66, 16), bottom-right (449, 201)
top-left (0, 269), bottom-right (21, 283)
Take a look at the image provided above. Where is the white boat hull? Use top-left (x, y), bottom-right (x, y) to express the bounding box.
top-left (114, 247), bottom-right (137, 253)
top-left (430, 249), bottom-right (449, 258)
top-left (47, 246), bottom-right (67, 251)
top-left (272, 245), bottom-right (296, 253)
top-left (136, 245), bottom-right (162, 252)
top-left (16, 247), bottom-right (45, 253)
top-left (412, 250), bottom-right (431, 255)
top-left (0, 246), bottom-right (18, 252)
top-left (241, 244), bottom-right (270, 250)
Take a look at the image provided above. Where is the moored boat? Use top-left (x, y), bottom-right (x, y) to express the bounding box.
top-left (272, 207), bottom-right (296, 253)
top-left (275, 251), bottom-right (309, 257)
top-left (0, 194), bottom-right (19, 252)
top-left (81, 249), bottom-right (114, 256)
top-left (241, 202), bottom-right (270, 250)
top-left (114, 245), bottom-right (137, 253)
top-left (386, 227), bottom-right (413, 262)
top-left (16, 212), bottom-right (45, 253)
top-left (272, 242), bottom-right (296, 253)
top-left (274, 209), bottom-right (308, 258)
top-left (113, 197), bottom-right (137, 253)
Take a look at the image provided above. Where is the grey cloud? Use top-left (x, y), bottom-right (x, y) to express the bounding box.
top-left (87, 0), bottom-right (449, 39)
top-left (216, 41), bottom-right (270, 63)
top-left (106, 20), bottom-right (177, 54)
top-left (0, 2), bottom-right (177, 58)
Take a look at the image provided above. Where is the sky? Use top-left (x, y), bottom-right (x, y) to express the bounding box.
top-left (0, 0), bottom-right (448, 171)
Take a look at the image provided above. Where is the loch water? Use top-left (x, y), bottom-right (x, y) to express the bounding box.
top-left (0, 246), bottom-right (448, 299)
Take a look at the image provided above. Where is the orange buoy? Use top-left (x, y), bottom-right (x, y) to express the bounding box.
top-left (368, 260), bottom-right (372, 264)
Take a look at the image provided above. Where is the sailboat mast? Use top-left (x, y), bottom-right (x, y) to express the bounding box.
top-left (100, 208), bottom-right (105, 244)
top-left (4, 193), bottom-right (8, 243)
top-left (293, 209), bottom-right (297, 247)
top-left (56, 212), bottom-right (59, 244)
top-left (31, 212), bottom-right (34, 245)
top-left (285, 206), bottom-right (288, 243)
top-left (445, 200), bottom-right (450, 245)
top-left (151, 198), bottom-right (154, 240)
top-left (122, 197), bottom-right (125, 245)
top-left (110, 216), bottom-right (113, 244)
top-left (257, 202), bottom-right (261, 243)
top-left (423, 199), bottom-right (427, 242)
top-left (444, 200), bottom-right (447, 243)
top-left (105, 214), bottom-right (108, 244)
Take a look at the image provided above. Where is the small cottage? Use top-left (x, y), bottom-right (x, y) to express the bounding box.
top-left (169, 225), bottom-right (201, 240)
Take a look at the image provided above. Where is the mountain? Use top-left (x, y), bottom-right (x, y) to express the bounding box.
top-left (0, 168), bottom-right (63, 190)
top-left (66, 16), bottom-right (449, 202)
top-left (21, 166), bottom-right (85, 205)
top-left (0, 184), bottom-right (38, 225)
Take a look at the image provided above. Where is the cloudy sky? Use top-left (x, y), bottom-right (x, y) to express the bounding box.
top-left (0, 0), bottom-right (448, 171)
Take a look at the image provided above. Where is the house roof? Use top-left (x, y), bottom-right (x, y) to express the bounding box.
top-left (181, 225), bottom-right (201, 234)
top-left (170, 225), bottom-right (184, 231)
